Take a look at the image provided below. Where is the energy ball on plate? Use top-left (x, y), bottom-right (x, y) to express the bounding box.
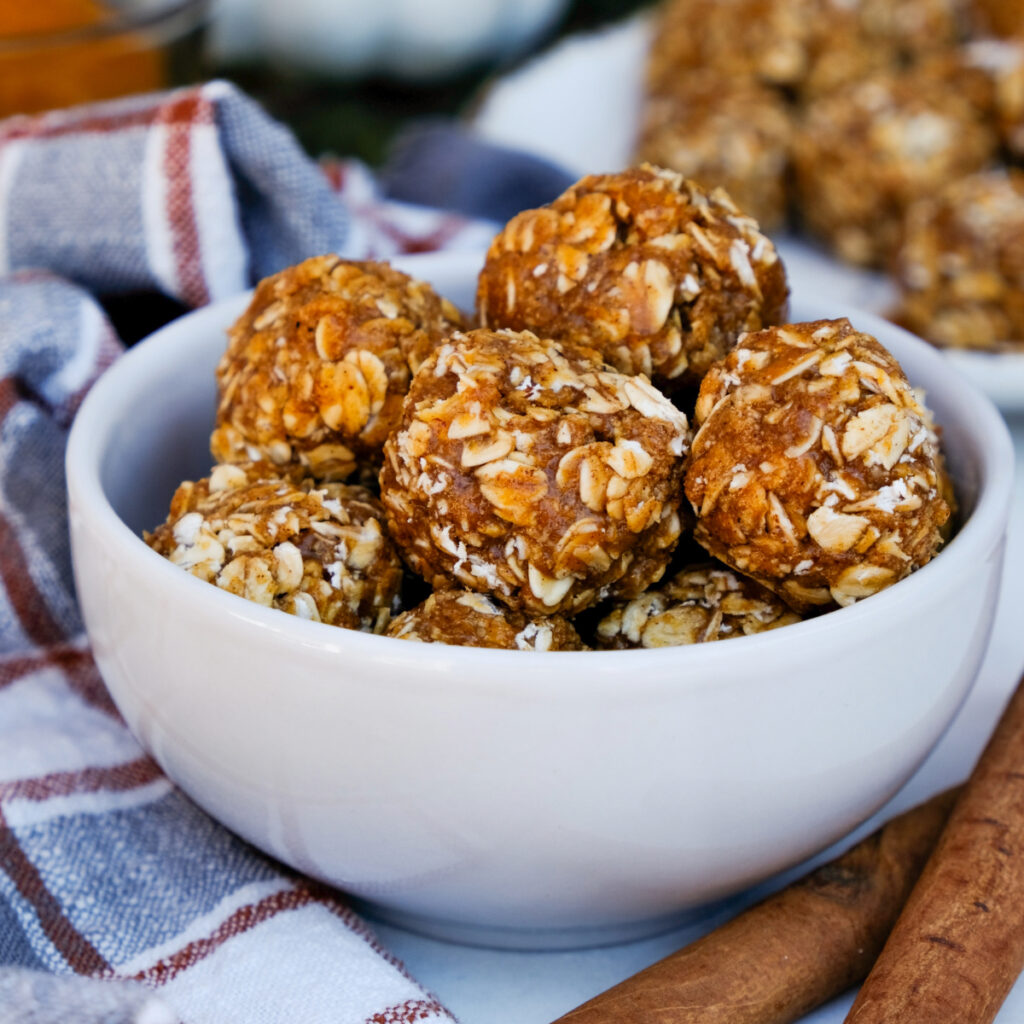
top-left (893, 169), bottom-right (1024, 350)
top-left (146, 461), bottom-right (403, 632)
top-left (646, 0), bottom-right (966, 99)
top-left (969, 0), bottom-right (1024, 37)
top-left (386, 590), bottom-right (585, 650)
top-left (792, 64), bottom-right (997, 266)
top-left (852, 0), bottom-right (967, 58)
top-left (797, 0), bottom-right (965, 101)
top-left (476, 164), bottom-right (789, 391)
top-left (636, 73), bottom-right (794, 230)
top-left (379, 328), bottom-right (691, 617)
top-left (595, 563), bottom-right (802, 649)
top-left (685, 319), bottom-right (952, 611)
top-left (211, 255), bottom-right (464, 481)
top-left (646, 0), bottom-right (815, 92)
top-left (965, 37), bottom-right (1024, 157)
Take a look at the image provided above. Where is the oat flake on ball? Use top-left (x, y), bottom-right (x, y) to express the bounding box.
top-left (684, 319), bottom-right (952, 612)
top-left (211, 255), bottom-right (464, 481)
top-left (380, 328), bottom-right (691, 617)
top-left (476, 164), bottom-right (789, 391)
top-left (596, 563), bottom-right (802, 650)
top-left (146, 462), bottom-right (403, 632)
top-left (386, 590), bottom-right (585, 650)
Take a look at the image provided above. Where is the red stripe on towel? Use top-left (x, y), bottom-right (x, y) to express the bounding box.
top-left (0, 380), bottom-right (66, 646)
top-left (0, 807), bottom-right (111, 975)
top-left (0, 508), bottom-right (66, 648)
top-left (132, 886), bottom-right (320, 986)
top-left (365, 999), bottom-right (453, 1023)
top-left (0, 645), bottom-right (121, 720)
top-left (0, 756), bottom-right (162, 804)
top-left (0, 91), bottom-right (208, 147)
top-left (158, 93), bottom-right (210, 308)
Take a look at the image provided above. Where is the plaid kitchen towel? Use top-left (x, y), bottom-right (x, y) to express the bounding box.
top-left (0, 79), bottom-right (495, 306)
top-left (0, 80), bottom-right (501, 1023)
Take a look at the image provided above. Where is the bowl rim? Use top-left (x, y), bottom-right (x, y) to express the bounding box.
top-left (65, 250), bottom-right (1016, 689)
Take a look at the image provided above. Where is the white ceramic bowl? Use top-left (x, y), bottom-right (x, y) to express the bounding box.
top-left (66, 250), bottom-right (1014, 949)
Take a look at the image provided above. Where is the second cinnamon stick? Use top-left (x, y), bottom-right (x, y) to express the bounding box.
top-left (845, 673), bottom-right (1024, 1024)
top-left (553, 787), bottom-right (958, 1024)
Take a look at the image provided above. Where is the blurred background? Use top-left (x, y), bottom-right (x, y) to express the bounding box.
top-left (0, 0), bottom-right (652, 163)
top-left (3, 0), bottom-right (1022, 357)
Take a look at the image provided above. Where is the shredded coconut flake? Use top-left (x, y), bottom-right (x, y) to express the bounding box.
top-left (172, 512), bottom-right (203, 546)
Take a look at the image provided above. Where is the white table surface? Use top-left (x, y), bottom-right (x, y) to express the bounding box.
top-left (373, 408), bottom-right (1024, 1024)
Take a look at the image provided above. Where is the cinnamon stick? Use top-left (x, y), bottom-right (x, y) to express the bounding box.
top-left (553, 787), bottom-right (959, 1024)
top-left (845, 673), bottom-right (1024, 1024)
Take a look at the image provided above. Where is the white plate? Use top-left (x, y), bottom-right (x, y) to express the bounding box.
top-left (471, 14), bottom-right (1024, 414)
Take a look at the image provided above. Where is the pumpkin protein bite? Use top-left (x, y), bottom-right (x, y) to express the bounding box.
top-left (146, 462), bottom-right (403, 632)
top-left (844, 0), bottom-right (968, 61)
top-left (386, 590), bottom-right (585, 650)
top-left (211, 255), bottom-right (464, 481)
top-left (379, 328), bottom-right (691, 617)
top-left (969, 0), bottom-right (1024, 37)
top-left (966, 37), bottom-right (1024, 158)
top-left (646, 0), bottom-right (816, 93)
top-left (595, 563), bottom-right (802, 650)
top-left (635, 73), bottom-right (794, 231)
top-left (476, 164), bottom-right (789, 391)
top-left (645, 0), bottom-right (961, 101)
top-left (796, 0), bottom-right (969, 102)
top-left (685, 319), bottom-right (952, 612)
top-left (892, 169), bottom-right (1024, 351)
top-left (791, 63), bottom-right (997, 267)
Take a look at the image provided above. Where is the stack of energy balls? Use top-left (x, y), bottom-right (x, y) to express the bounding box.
top-left (148, 165), bottom-right (952, 652)
top-left (638, 0), bottom-right (1024, 352)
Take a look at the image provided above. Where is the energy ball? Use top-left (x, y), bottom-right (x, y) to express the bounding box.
top-left (595, 563), bottom-right (802, 649)
top-left (893, 169), bottom-right (1024, 350)
top-left (476, 164), bottom-right (789, 391)
top-left (646, 0), bottom-right (815, 92)
top-left (792, 64), bottom-right (997, 266)
top-left (646, 0), bottom-right (960, 100)
top-left (799, 30), bottom-right (893, 102)
top-left (211, 255), bottom-right (464, 481)
top-left (853, 0), bottom-right (967, 59)
top-left (969, 0), bottom-right (1024, 37)
top-left (636, 74), bottom-right (794, 230)
top-left (379, 328), bottom-right (691, 617)
top-left (386, 590), bottom-right (585, 650)
top-left (966, 37), bottom-right (1024, 157)
top-left (798, 0), bottom-right (964, 101)
top-left (146, 461), bottom-right (403, 631)
top-left (685, 318), bottom-right (952, 611)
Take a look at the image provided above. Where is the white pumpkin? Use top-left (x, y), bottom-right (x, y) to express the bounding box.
top-left (211, 0), bottom-right (571, 79)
